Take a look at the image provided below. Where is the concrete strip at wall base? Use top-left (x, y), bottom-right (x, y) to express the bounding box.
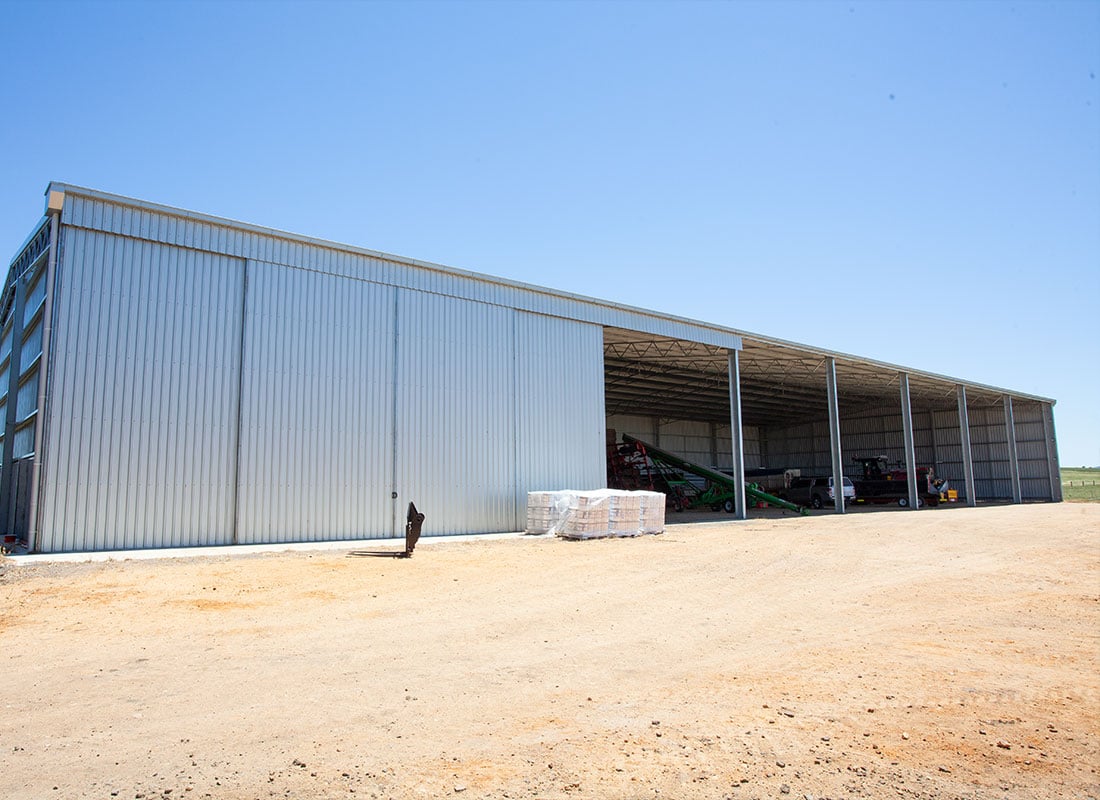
top-left (5, 530), bottom-right (531, 566)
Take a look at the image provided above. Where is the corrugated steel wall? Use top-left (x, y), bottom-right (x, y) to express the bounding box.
top-left (605, 414), bottom-right (762, 471)
top-left (963, 401), bottom-right (1050, 499)
top-left (514, 311), bottom-right (606, 524)
top-left (60, 192), bottom-right (742, 351)
top-left (34, 222), bottom-right (609, 550)
top-left (393, 290), bottom-right (517, 536)
top-left (715, 423), bottom-right (760, 470)
top-left (39, 229), bottom-right (244, 551)
top-left (760, 400), bottom-right (1055, 501)
top-left (236, 262), bottom-right (396, 543)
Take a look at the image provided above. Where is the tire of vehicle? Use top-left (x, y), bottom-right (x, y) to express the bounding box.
top-left (723, 499), bottom-right (735, 513)
top-left (811, 495), bottom-right (823, 509)
top-left (897, 497), bottom-right (908, 507)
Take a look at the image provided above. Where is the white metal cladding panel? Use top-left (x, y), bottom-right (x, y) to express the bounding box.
top-left (15, 371), bottom-right (39, 420)
top-left (1022, 478), bottom-right (1048, 497)
top-left (659, 420), bottom-right (714, 467)
top-left (928, 413), bottom-right (968, 498)
top-left (394, 290), bottom-right (517, 535)
top-left (932, 410), bottom-right (963, 444)
top-left (12, 423), bottom-right (35, 458)
top-left (968, 402), bottom-right (1048, 499)
top-left (744, 426), bottom-right (762, 470)
top-left (39, 229), bottom-right (243, 552)
top-left (514, 312), bottom-right (606, 522)
top-left (1017, 441), bottom-right (1049, 463)
top-left (716, 424), bottom-right (734, 468)
top-left (715, 423), bottom-right (761, 470)
top-left (761, 422), bottom-right (815, 473)
top-left (236, 263), bottom-right (396, 543)
top-left (606, 414), bottom-right (660, 445)
top-left (1013, 403), bottom-right (1044, 425)
top-left (976, 479), bottom-right (1014, 498)
top-left (61, 194), bottom-right (741, 350)
top-left (1, 321), bottom-right (12, 363)
top-left (967, 404), bottom-right (1009, 445)
top-left (1013, 405), bottom-right (1048, 480)
top-left (24, 268), bottom-right (47, 323)
top-left (764, 420), bottom-right (827, 474)
top-left (1016, 422), bottom-right (1045, 443)
top-left (603, 417), bottom-right (760, 471)
top-left (972, 439), bottom-right (1016, 499)
top-left (20, 320), bottom-right (44, 375)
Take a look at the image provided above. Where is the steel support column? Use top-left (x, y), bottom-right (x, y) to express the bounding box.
top-left (957, 385), bottom-right (976, 507)
top-left (825, 357), bottom-right (845, 513)
top-left (1041, 401), bottom-right (1062, 502)
top-left (899, 373), bottom-right (919, 509)
top-left (1004, 395), bottom-right (1022, 504)
top-left (727, 350), bottom-right (746, 520)
top-left (928, 411), bottom-right (939, 470)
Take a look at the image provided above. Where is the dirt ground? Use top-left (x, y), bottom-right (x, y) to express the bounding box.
top-left (1, 503), bottom-right (1098, 800)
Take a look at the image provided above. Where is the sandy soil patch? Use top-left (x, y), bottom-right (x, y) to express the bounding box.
top-left (1, 503), bottom-right (1098, 800)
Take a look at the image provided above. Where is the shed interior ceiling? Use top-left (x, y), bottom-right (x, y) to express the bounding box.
top-left (603, 326), bottom-right (1011, 427)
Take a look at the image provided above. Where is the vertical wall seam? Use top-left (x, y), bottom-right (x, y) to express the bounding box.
top-left (512, 310), bottom-right (520, 531)
top-left (230, 259), bottom-right (249, 545)
top-left (391, 287), bottom-right (401, 538)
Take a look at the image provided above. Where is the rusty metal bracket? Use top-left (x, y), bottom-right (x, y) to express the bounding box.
top-left (347, 501), bottom-right (425, 559)
top-left (404, 501), bottom-right (424, 557)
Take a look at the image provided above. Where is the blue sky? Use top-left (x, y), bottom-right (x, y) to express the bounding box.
top-left (2, 0), bottom-right (1098, 465)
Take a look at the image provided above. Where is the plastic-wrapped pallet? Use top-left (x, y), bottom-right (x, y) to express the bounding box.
top-left (559, 492), bottom-right (609, 539)
top-left (606, 490), bottom-right (642, 536)
top-left (638, 490), bottom-right (666, 534)
top-left (524, 491), bottom-right (558, 535)
top-left (525, 490), bottom-right (578, 536)
top-left (526, 489), bottom-right (664, 540)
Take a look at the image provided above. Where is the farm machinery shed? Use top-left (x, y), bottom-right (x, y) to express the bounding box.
top-left (1, 183), bottom-right (1060, 553)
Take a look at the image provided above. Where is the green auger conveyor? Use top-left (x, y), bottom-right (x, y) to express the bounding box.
top-left (621, 434), bottom-right (808, 515)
